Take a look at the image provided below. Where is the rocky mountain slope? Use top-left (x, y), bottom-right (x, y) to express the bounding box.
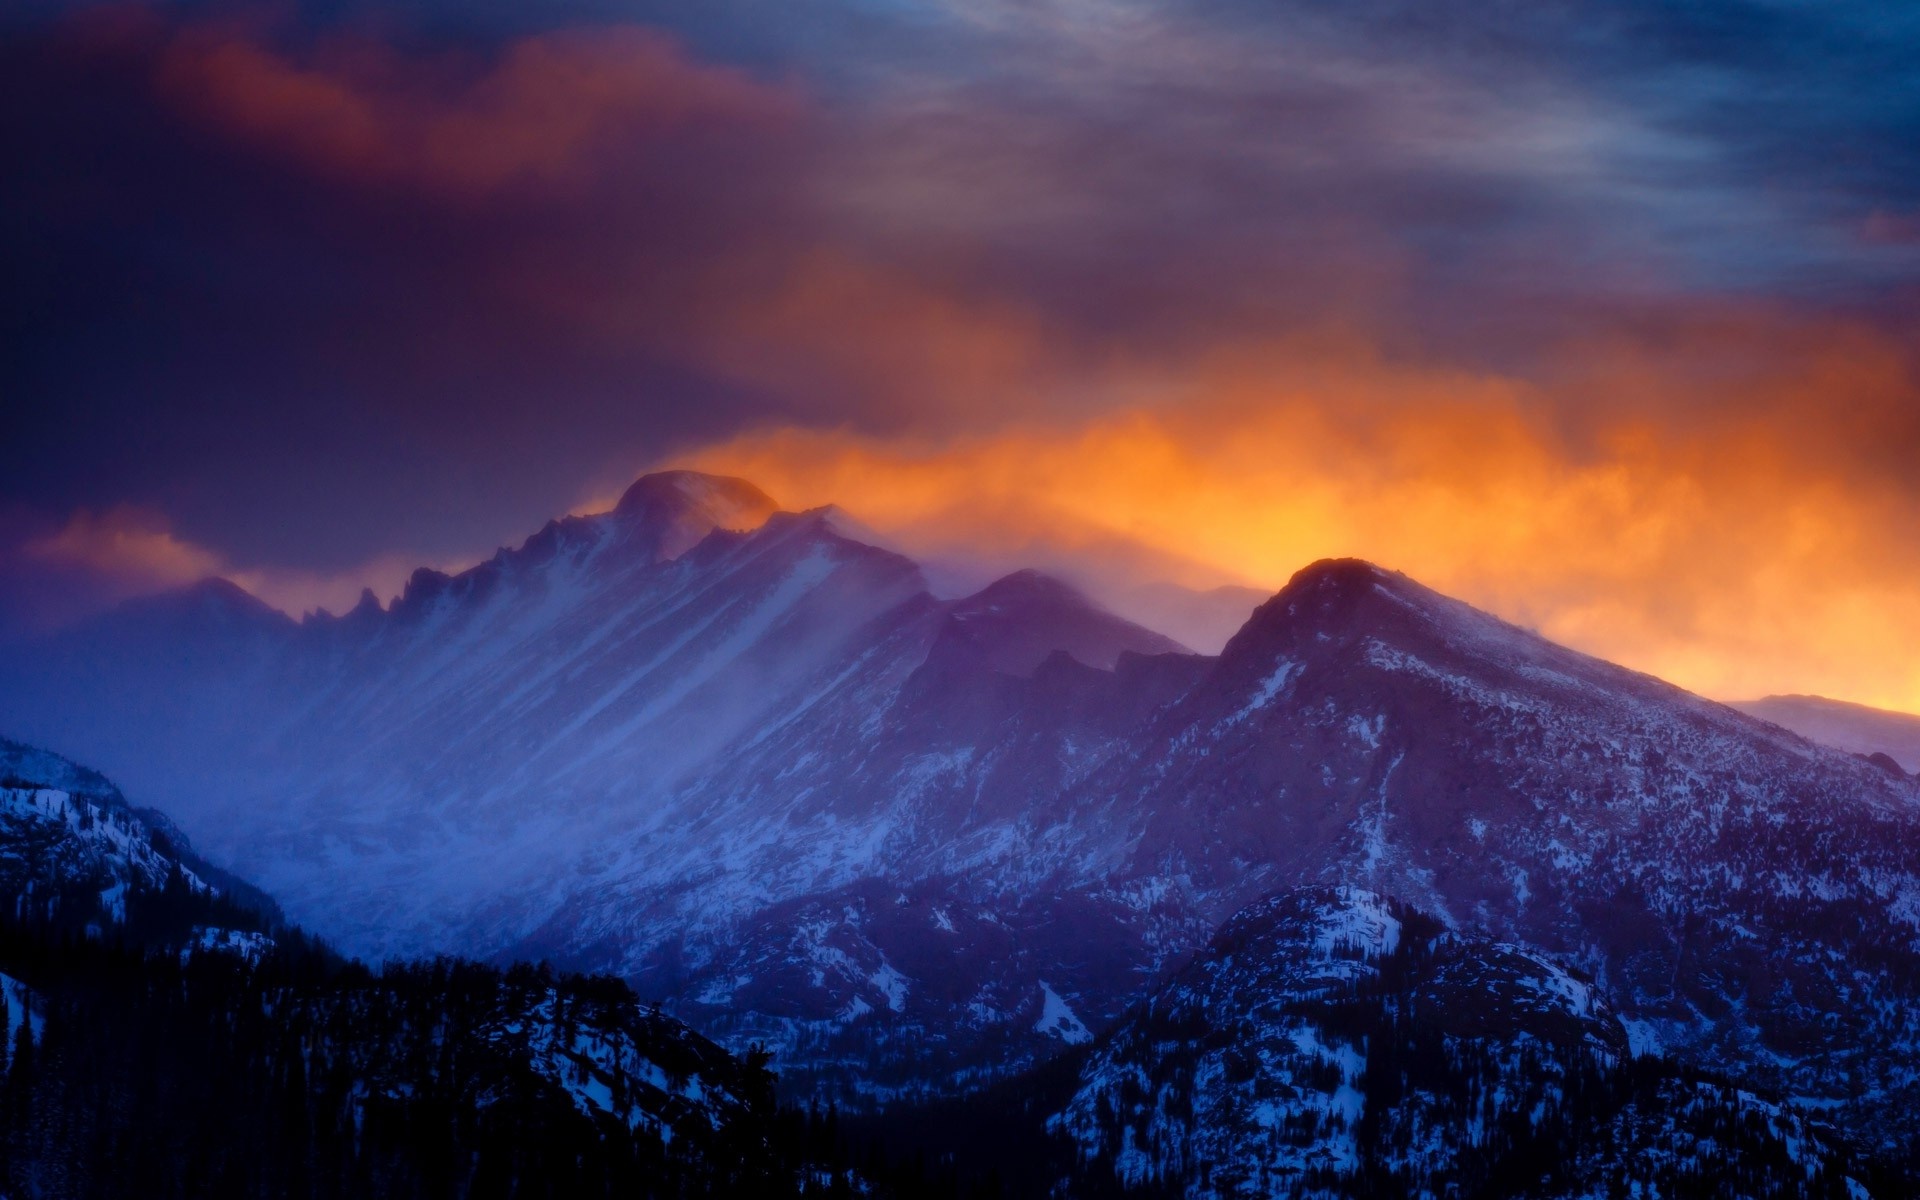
top-left (1064, 561), bottom-right (1920, 1156)
top-left (0, 473), bottom-right (1180, 964)
top-left (1050, 886), bottom-right (1872, 1198)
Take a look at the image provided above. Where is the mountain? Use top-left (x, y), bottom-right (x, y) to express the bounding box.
top-left (0, 480), bottom-right (930, 954)
top-left (0, 475), bottom-right (1181, 974)
top-left (1058, 560), bottom-right (1920, 1155)
top-left (1732, 693), bottom-right (1920, 774)
top-left (605, 469), bottom-right (780, 560)
top-left (634, 553), bottom-right (1920, 1158)
top-left (1105, 580), bottom-right (1270, 656)
top-left (939, 569), bottom-right (1188, 675)
top-left (4, 476), bottom-right (1920, 1178)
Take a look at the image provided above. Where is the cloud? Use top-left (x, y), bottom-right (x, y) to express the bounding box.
top-left (1861, 211), bottom-right (1920, 247)
top-left (682, 313), bottom-right (1920, 713)
top-left (23, 506), bottom-right (225, 590)
top-left (152, 23), bottom-right (801, 199)
top-left (8, 506), bottom-right (443, 630)
top-left (3, 0), bottom-right (1918, 713)
top-left (0, 10), bottom-right (822, 570)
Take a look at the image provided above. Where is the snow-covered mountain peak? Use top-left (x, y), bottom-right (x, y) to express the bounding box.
top-left (0, 736), bottom-right (126, 803)
top-left (1231, 557), bottom-right (1512, 656)
top-left (0, 737), bottom-right (283, 946)
top-left (1222, 557), bottom-right (1399, 657)
top-left (1217, 555), bottom-right (1693, 722)
top-left (611, 469), bottom-right (778, 560)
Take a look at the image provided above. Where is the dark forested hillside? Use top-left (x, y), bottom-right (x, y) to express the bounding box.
top-left (849, 889), bottom-right (1897, 1199)
top-left (0, 927), bottom-right (841, 1199)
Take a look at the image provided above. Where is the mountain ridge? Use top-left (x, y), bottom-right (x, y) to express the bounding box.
top-left (1733, 692), bottom-right (1920, 773)
top-left (3, 471), bottom-right (1919, 1173)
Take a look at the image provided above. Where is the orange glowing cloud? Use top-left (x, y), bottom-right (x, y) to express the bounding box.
top-left (678, 320), bottom-right (1920, 715)
top-left (25, 506), bottom-right (226, 589)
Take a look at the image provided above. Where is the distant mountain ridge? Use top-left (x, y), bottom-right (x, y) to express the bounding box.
top-left (0, 475), bottom-right (1182, 967)
top-left (1732, 693), bottom-right (1920, 773)
top-left (3, 472), bottom-right (1920, 1179)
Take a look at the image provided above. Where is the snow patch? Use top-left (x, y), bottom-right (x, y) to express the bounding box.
top-left (1316, 889), bottom-right (1402, 959)
top-left (1034, 981), bottom-right (1092, 1044)
top-left (869, 963), bottom-right (909, 1013)
top-left (1621, 1018), bottom-right (1663, 1058)
top-left (1223, 659), bottom-right (1299, 726)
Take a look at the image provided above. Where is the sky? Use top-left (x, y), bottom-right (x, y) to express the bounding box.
top-left (2, 0), bottom-right (1919, 710)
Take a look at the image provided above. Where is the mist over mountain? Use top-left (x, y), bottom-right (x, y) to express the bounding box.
top-left (847, 516), bottom-right (1271, 656)
top-left (1732, 694), bottom-right (1920, 774)
top-left (3, 471), bottom-right (1919, 1190)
